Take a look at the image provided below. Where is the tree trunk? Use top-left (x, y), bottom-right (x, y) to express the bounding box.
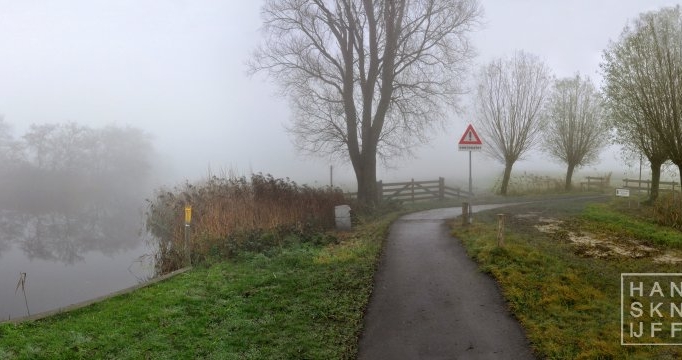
top-left (647, 160), bottom-right (663, 204)
top-left (565, 163), bottom-right (576, 191)
top-left (500, 162), bottom-right (514, 195)
top-left (354, 151), bottom-right (378, 207)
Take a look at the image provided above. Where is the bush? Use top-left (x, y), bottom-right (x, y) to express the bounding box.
top-left (649, 193), bottom-right (682, 230)
top-left (145, 173), bottom-right (346, 274)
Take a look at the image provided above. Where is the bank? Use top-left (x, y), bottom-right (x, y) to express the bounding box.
top-left (0, 211), bottom-right (397, 359)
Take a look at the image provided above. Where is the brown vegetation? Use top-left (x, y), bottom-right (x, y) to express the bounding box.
top-left (145, 173), bottom-right (346, 274)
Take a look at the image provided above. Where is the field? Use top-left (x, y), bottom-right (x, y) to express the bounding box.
top-left (452, 195), bottom-right (682, 359)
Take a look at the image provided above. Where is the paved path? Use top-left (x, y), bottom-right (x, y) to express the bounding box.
top-left (357, 205), bottom-right (535, 360)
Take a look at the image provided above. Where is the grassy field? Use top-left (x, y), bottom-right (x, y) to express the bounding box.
top-left (0, 212), bottom-right (399, 360)
top-left (452, 198), bottom-right (682, 359)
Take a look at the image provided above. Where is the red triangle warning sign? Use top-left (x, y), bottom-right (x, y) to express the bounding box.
top-left (458, 124), bottom-right (482, 145)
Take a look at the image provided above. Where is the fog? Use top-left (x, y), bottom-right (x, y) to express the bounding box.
top-left (0, 122), bottom-right (156, 261)
top-left (1, 0), bottom-right (680, 194)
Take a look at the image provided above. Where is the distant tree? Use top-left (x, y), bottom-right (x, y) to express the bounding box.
top-left (0, 122), bottom-right (158, 261)
top-left (0, 117), bottom-right (23, 166)
top-left (543, 75), bottom-right (608, 190)
top-left (474, 51), bottom-right (552, 195)
top-left (250, 0), bottom-right (482, 205)
top-left (601, 6), bottom-right (682, 201)
top-left (10, 122), bottom-right (155, 213)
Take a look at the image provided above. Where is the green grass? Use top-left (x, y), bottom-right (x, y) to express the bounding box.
top-left (581, 203), bottom-right (682, 248)
top-left (0, 214), bottom-right (397, 360)
top-left (452, 201), bottom-right (682, 359)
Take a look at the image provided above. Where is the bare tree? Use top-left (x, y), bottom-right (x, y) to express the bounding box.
top-left (601, 6), bottom-right (682, 201)
top-left (474, 51), bottom-right (552, 195)
top-left (543, 75), bottom-right (608, 190)
top-left (249, 0), bottom-right (482, 205)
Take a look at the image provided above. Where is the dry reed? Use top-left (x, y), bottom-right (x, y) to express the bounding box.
top-left (145, 173), bottom-right (345, 274)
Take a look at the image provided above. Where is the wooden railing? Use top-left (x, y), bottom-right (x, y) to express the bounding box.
top-left (580, 176), bottom-right (608, 191)
top-left (622, 178), bottom-right (678, 195)
top-left (346, 177), bottom-right (473, 203)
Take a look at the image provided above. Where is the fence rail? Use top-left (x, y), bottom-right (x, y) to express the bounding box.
top-left (622, 178), bottom-right (678, 194)
top-left (346, 177), bottom-right (472, 203)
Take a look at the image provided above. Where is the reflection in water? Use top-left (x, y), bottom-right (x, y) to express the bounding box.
top-left (0, 121), bottom-right (160, 320)
top-left (0, 207), bottom-right (144, 264)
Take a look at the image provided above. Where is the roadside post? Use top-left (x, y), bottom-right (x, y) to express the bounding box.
top-left (184, 205), bottom-right (192, 267)
top-left (458, 124), bottom-right (482, 195)
top-left (616, 188), bottom-right (631, 208)
top-left (458, 124), bottom-right (482, 224)
top-left (497, 213), bottom-right (506, 247)
top-left (462, 202), bottom-right (469, 226)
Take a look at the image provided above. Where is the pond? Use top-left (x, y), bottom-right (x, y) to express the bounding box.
top-left (0, 207), bottom-right (156, 321)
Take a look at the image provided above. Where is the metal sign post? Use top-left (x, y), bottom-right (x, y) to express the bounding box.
top-left (458, 124), bottom-right (483, 195)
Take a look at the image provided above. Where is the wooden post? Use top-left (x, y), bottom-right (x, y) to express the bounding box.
top-left (411, 178), bottom-right (415, 203)
top-left (439, 177), bottom-right (445, 201)
top-left (377, 180), bottom-right (383, 204)
top-left (497, 213), bottom-right (506, 247)
top-left (462, 202), bottom-right (469, 226)
top-left (647, 180), bottom-right (650, 196)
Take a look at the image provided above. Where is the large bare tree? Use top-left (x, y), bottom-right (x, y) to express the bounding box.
top-left (474, 51), bottom-right (552, 195)
top-left (543, 75), bottom-right (608, 190)
top-left (249, 0), bottom-right (482, 205)
top-left (601, 6), bottom-right (682, 201)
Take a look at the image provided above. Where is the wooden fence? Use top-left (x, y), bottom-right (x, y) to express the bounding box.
top-left (580, 176), bottom-right (608, 191)
top-left (347, 177), bottom-right (473, 203)
top-left (622, 178), bottom-right (679, 195)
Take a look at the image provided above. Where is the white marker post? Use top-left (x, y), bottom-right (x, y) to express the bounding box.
top-left (184, 205), bottom-right (192, 267)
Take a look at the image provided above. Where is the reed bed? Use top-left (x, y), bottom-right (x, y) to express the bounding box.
top-left (145, 173), bottom-right (345, 274)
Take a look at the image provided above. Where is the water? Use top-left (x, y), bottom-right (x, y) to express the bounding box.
top-left (0, 209), bottom-right (155, 321)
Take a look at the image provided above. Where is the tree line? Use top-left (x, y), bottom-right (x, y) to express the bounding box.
top-left (0, 119), bottom-right (156, 262)
top-left (251, 0), bottom-right (681, 203)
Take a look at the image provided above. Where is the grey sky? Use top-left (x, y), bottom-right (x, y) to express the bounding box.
top-left (0, 1), bottom-right (679, 191)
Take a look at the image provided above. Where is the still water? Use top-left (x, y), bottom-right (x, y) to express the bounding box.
top-left (0, 209), bottom-right (156, 321)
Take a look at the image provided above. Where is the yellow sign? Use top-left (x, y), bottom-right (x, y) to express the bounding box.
top-left (184, 205), bottom-right (192, 225)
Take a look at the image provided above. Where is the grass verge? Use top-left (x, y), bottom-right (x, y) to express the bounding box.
top-left (452, 199), bottom-right (682, 359)
top-left (0, 212), bottom-right (399, 360)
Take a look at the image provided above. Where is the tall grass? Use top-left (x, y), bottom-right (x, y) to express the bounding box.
top-left (145, 173), bottom-right (346, 274)
top-left (491, 172), bottom-right (565, 195)
top-left (649, 193), bottom-right (682, 230)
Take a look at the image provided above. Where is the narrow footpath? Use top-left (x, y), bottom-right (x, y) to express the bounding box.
top-left (357, 205), bottom-right (535, 360)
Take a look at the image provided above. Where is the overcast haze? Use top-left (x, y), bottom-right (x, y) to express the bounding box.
top-left (1, 0), bottom-right (680, 192)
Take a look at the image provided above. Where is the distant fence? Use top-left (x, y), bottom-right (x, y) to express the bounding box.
top-left (346, 177), bottom-right (473, 203)
top-left (580, 176), bottom-right (609, 191)
top-left (622, 178), bottom-right (679, 195)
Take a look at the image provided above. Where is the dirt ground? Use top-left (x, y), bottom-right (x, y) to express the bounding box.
top-left (496, 195), bottom-right (682, 263)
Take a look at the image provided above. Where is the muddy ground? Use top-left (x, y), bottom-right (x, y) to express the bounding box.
top-left (475, 194), bottom-right (682, 264)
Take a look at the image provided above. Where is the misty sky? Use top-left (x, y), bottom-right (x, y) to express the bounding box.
top-left (1, 0), bottom-right (680, 192)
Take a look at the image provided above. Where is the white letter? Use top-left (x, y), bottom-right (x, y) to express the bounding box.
top-left (630, 302), bottom-right (643, 317)
top-left (651, 282), bottom-right (664, 297)
top-left (630, 322), bottom-right (644, 337)
top-left (630, 282), bottom-right (644, 297)
top-left (651, 322), bottom-right (663, 337)
top-left (672, 323), bottom-right (682, 338)
top-left (651, 302), bottom-right (664, 318)
top-left (671, 282), bottom-right (682, 297)
top-left (671, 303), bottom-right (682, 318)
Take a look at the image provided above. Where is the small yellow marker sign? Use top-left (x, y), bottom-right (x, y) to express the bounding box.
top-left (184, 205), bottom-right (192, 225)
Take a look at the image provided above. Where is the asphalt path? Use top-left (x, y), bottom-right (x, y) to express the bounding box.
top-left (357, 204), bottom-right (535, 360)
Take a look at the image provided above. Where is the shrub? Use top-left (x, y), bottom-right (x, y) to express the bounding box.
top-left (649, 193), bottom-right (682, 230)
top-left (145, 173), bottom-right (346, 274)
